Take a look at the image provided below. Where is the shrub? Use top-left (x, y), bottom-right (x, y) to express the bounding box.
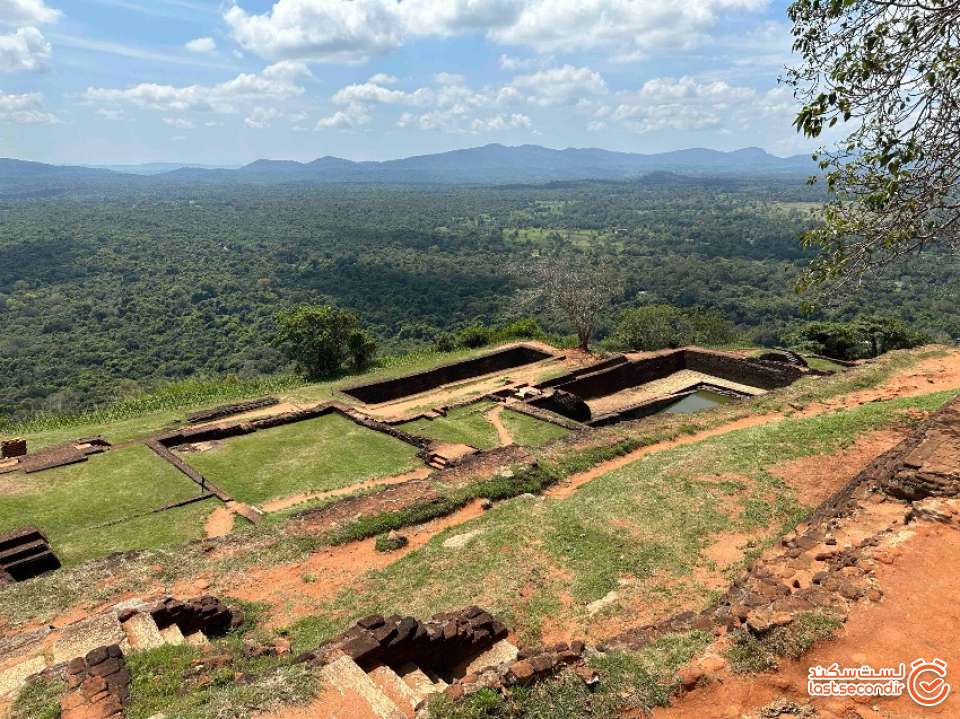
top-left (612, 305), bottom-right (735, 352)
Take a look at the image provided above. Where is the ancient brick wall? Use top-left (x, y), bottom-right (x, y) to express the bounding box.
top-left (545, 350), bottom-right (686, 401)
top-left (307, 606), bottom-right (509, 673)
top-left (61, 645), bottom-right (129, 719)
top-left (342, 345), bottom-right (554, 404)
top-left (684, 349), bottom-right (803, 390)
top-left (1, 438), bottom-right (26, 458)
top-left (144, 596), bottom-right (244, 637)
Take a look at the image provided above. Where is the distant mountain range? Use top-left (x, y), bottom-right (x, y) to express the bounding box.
top-left (0, 144), bottom-right (815, 195)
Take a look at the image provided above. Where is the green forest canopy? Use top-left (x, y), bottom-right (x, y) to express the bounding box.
top-left (1, 176), bottom-right (958, 419)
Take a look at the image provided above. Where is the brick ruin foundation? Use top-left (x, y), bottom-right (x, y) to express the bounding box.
top-left (304, 605), bottom-right (594, 708)
top-left (1, 438), bottom-right (26, 459)
top-left (185, 396), bottom-right (279, 424)
top-left (528, 347), bottom-right (805, 425)
top-left (342, 344), bottom-right (555, 404)
top-left (61, 645), bottom-right (129, 719)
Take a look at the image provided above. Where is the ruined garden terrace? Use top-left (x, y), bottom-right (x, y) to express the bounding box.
top-left (1, 344), bottom-right (959, 717)
top-left (0, 344), bottom-right (812, 584)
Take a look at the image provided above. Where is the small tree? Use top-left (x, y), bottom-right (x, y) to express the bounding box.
top-left (519, 256), bottom-right (622, 351)
top-left (785, 320), bottom-right (862, 360)
top-left (273, 305), bottom-right (373, 378)
top-left (613, 305), bottom-right (691, 351)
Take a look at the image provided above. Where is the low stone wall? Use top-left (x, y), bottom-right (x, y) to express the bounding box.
top-left (546, 350), bottom-right (686, 400)
top-left (537, 354), bottom-right (628, 389)
top-left (186, 397), bottom-right (279, 424)
top-left (120, 595), bottom-right (244, 638)
top-left (447, 641), bottom-right (591, 701)
top-left (61, 645), bottom-right (129, 719)
top-left (342, 345), bottom-right (555, 405)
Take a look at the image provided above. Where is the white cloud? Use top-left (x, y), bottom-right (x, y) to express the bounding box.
top-left (607, 75), bottom-right (790, 134)
top-left (0, 26), bottom-right (50, 72)
top-left (322, 64), bottom-right (597, 133)
top-left (471, 112), bottom-right (531, 132)
top-left (223, 0), bottom-right (768, 63)
top-left (225, 0), bottom-right (405, 63)
top-left (0, 0), bottom-right (60, 25)
top-left (163, 117), bottom-right (194, 129)
top-left (84, 61), bottom-right (307, 115)
top-left (508, 65), bottom-right (607, 107)
top-left (185, 36), bottom-right (216, 53)
top-left (244, 106), bottom-right (280, 128)
top-left (435, 72), bottom-right (464, 85)
top-left (0, 90), bottom-right (55, 123)
top-left (368, 72), bottom-right (397, 85)
top-left (498, 53), bottom-right (547, 71)
top-left (492, 0), bottom-right (767, 57)
top-left (244, 106), bottom-right (306, 127)
top-left (315, 103), bottom-right (370, 129)
top-left (96, 107), bottom-right (124, 120)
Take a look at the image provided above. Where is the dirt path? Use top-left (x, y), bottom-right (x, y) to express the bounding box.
top-left (229, 500), bottom-right (487, 627)
top-left (654, 518), bottom-right (960, 719)
top-left (486, 405), bottom-right (514, 446)
top-left (204, 503), bottom-right (236, 538)
top-left (260, 467), bottom-right (433, 514)
top-left (805, 352), bottom-right (960, 416)
top-left (546, 414), bottom-right (781, 500)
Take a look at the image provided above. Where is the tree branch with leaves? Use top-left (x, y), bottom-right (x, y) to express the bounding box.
top-left (786, 0), bottom-right (960, 292)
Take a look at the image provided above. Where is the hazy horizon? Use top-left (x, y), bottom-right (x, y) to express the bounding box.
top-left (0, 0), bottom-right (843, 165)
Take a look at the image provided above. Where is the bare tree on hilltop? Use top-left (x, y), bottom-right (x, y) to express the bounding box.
top-left (786, 0), bottom-right (960, 292)
top-left (517, 256), bottom-right (623, 352)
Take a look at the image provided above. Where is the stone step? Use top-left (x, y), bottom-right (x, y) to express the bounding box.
top-left (398, 663), bottom-right (448, 703)
top-left (458, 639), bottom-right (519, 676)
top-left (184, 631), bottom-right (209, 647)
top-left (321, 656), bottom-right (406, 719)
top-left (121, 613), bottom-right (166, 651)
top-left (368, 665), bottom-right (422, 717)
top-left (159, 623), bottom-right (185, 646)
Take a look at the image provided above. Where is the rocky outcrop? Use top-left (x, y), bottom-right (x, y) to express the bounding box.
top-left (880, 400), bottom-right (960, 500)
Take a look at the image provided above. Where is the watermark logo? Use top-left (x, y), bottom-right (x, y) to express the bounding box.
top-left (908, 659), bottom-right (952, 708)
top-left (808, 658), bottom-right (951, 707)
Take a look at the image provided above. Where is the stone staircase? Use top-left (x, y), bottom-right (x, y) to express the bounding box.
top-left (426, 443), bottom-right (479, 470)
top-left (319, 639), bottom-right (518, 718)
top-left (0, 527), bottom-right (60, 582)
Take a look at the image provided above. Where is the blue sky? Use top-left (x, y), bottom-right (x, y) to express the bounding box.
top-left (0, 0), bottom-right (818, 164)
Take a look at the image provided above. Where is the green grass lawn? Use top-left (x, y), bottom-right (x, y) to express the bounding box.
top-left (0, 445), bottom-right (204, 567)
top-left (501, 409), bottom-right (571, 447)
top-left (397, 402), bottom-right (501, 449)
top-left (184, 414), bottom-right (422, 505)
